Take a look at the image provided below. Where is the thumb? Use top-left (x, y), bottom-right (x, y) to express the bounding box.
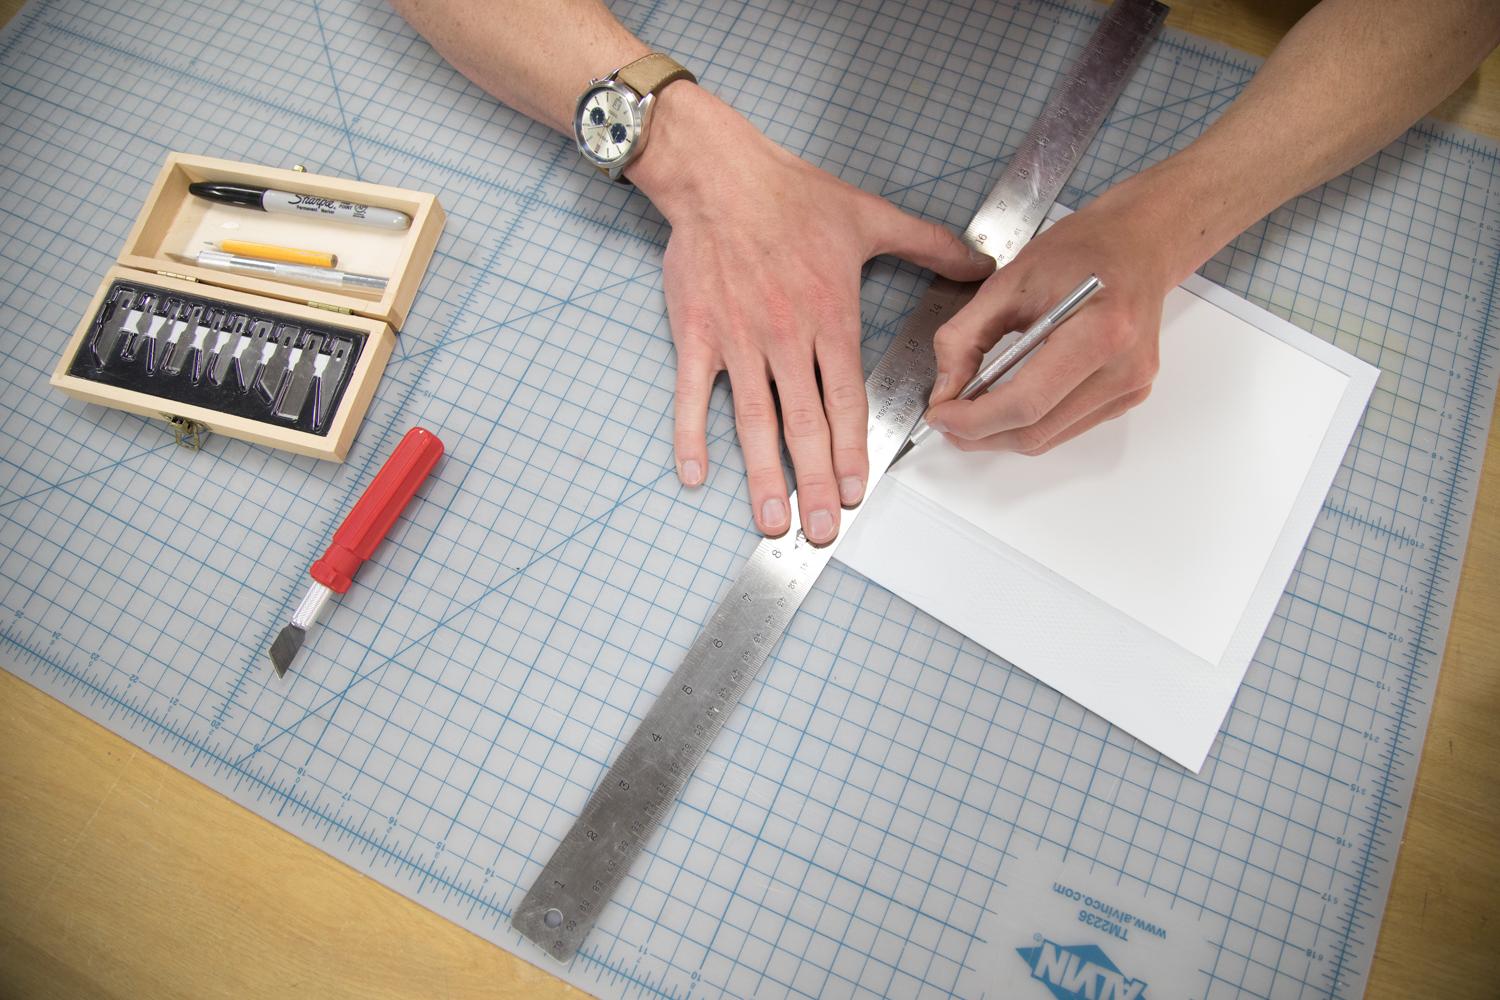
top-left (863, 195), bottom-right (995, 281)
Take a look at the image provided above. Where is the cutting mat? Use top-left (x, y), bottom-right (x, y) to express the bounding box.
top-left (0, 0), bottom-right (1495, 997)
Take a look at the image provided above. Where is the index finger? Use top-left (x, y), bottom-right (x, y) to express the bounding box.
top-left (925, 318), bottom-right (1114, 440)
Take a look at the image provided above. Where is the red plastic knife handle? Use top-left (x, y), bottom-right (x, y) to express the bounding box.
top-left (310, 427), bottom-right (444, 594)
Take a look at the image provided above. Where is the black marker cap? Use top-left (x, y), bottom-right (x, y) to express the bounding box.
top-left (187, 182), bottom-right (267, 211)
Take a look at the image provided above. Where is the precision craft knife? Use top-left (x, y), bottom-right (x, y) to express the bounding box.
top-left (892, 274), bottom-right (1104, 465)
top-left (268, 426), bottom-right (445, 676)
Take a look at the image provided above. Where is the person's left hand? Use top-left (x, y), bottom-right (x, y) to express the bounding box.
top-left (629, 84), bottom-right (994, 541)
top-left (923, 195), bottom-right (1173, 454)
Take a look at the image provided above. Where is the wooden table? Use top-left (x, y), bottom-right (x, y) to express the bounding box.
top-left (1, 2), bottom-right (1495, 997)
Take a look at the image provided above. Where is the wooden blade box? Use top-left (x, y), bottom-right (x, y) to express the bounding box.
top-left (50, 153), bottom-right (445, 461)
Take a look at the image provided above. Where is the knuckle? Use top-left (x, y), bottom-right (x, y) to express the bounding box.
top-left (929, 407), bottom-right (966, 437)
top-left (981, 260), bottom-right (1026, 294)
top-left (669, 303), bottom-right (716, 344)
top-left (832, 436), bottom-right (869, 461)
top-left (1097, 318), bottom-right (1136, 356)
top-left (672, 306), bottom-right (712, 340)
top-left (1004, 391), bottom-right (1048, 429)
top-left (767, 327), bottom-right (804, 355)
top-left (745, 463), bottom-right (785, 484)
top-left (945, 416), bottom-right (984, 442)
top-left (734, 395), bottom-right (777, 427)
top-left (921, 220), bottom-right (954, 258)
top-left (780, 401), bottom-right (826, 440)
top-left (676, 366), bottom-right (710, 395)
top-left (804, 277), bottom-right (843, 320)
top-left (973, 266), bottom-right (1007, 296)
top-left (1128, 353), bottom-right (1159, 388)
top-left (1014, 424), bottom-right (1053, 454)
top-left (823, 378), bottom-right (868, 417)
top-left (933, 318), bottom-right (967, 351)
top-left (761, 292), bottom-right (796, 336)
top-left (793, 469), bottom-right (838, 495)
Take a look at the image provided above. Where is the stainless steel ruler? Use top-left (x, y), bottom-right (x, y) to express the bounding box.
top-left (513, 0), bottom-right (1168, 961)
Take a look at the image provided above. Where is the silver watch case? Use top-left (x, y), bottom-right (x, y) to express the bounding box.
top-left (573, 77), bottom-right (656, 182)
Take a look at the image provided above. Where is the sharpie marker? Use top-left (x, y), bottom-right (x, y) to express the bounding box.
top-left (188, 182), bottom-right (411, 231)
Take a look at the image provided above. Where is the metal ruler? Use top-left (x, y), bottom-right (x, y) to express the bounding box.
top-left (512, 0), bottom-right (1169, 961)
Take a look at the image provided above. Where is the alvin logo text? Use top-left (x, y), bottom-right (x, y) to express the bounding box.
top-left (1015, 939), bottom-right (1149, 1000)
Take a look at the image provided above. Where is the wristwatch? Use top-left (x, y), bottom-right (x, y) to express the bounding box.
top-left (574, 53), bottom-right (696, 182)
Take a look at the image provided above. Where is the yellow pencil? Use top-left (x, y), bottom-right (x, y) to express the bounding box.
top-left (216, 240), bottom-right (337, 268)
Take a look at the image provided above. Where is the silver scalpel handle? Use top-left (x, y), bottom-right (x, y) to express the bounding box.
top-left (191, 249), bottom-right (386, 292)
top-left (901, 273), bottom-right (1103, 457)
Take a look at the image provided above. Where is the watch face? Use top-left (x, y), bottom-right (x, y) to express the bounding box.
top-left (575, 82), bottom-right (642, 168)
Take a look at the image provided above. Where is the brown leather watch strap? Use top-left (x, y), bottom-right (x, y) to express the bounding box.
top-left (615, 52), bottom-right (696, 99)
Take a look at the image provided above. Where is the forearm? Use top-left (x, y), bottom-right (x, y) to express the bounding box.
top-left (1106, 0), bottom-right (1500, 289)
top-left (391, 0), bottom-right (715, 216)
top-left (389, 0), bottom-right (649, 133)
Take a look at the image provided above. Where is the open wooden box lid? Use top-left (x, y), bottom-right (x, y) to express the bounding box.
top-left (117, 153), bottom-right (444, 330)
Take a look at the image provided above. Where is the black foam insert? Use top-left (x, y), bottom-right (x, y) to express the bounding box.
top-left (68, 280), bottom-right (366, 436)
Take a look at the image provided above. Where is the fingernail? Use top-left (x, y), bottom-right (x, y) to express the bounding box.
top-left (931, 373), bottom-right (950, 399)
top-left (761, 497), bottom-right (788, 531)
top-left (926, 417), bottom-right (948, 434)
top-left (808, 508), bottom-right (835, 542)
top-left (968, 246), bottom-right (994, 268)
top-left (680, 459), bottom-right (703, 486)
top-left (839, 476), bottom-right (864, 506)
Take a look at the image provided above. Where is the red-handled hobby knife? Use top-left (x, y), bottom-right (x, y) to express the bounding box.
top-left (268, 426), bottom-right (445, 676)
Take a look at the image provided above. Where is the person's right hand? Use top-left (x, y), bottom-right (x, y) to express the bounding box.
top-left (924, 192), bottom-right (1172, 454)
top-left (628, 84), bottom-right (994, 543)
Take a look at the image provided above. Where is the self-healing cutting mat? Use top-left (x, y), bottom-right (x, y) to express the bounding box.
top-left (1, 0), bottom-right (1496, 997)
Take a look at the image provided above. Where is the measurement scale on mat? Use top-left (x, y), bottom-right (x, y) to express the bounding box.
top-left (513, 0), bottom-right (1169, 960)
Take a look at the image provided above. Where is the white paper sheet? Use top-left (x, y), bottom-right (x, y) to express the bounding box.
top-left (839, 268), bottom-right (1378, 771)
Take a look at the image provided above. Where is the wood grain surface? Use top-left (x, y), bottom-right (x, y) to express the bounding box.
top-left (1, 1), bottom-right (1495, 997)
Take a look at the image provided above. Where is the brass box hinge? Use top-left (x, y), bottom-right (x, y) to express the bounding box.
top-left (307, 300), bottom-right (352, 314)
